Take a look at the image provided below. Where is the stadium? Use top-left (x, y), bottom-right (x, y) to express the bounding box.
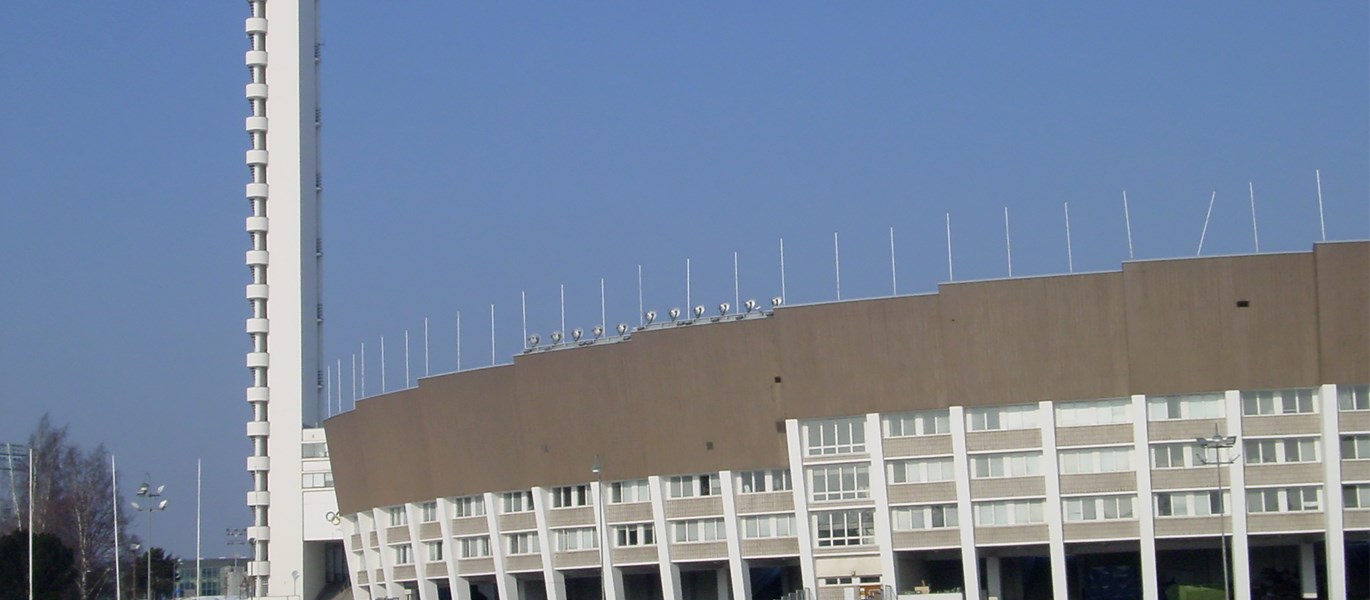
top-left (321, 241), bottom-right (1370, 600)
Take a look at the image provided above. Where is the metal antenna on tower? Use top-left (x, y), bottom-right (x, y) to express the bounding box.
top-left (489, 304), bottom-right (496, 366)
top-left (685, 258), bottom-right (692, 312)
top-left (404, 329), bottom-right (411, 388)
top-left (423, 317), bottom-right (430, 377)
top-left (637, 265), bottom-right (644, 326)
top-left (456, 310), bottom-right (462, 371)
top-left (380, 335), bottom-right (386, 393)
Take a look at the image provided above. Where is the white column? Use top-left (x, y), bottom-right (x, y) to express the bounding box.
top-left (342, 516), bottom-right (370, 600)
top-left (785, 419), bottom-right (819, 595)
top-left (1320, 384), bottom-right (1347, 600)
top-left (437, 498), bottom-right (473, 600)
top-left (484, 493), bottom-right (515, 600)
top-left (649, 476), bottom-right (682, 600)
top-left (1224, 390), bottom-right (1251, 600)
top-left (866, 413), bottom-right (899, 592)
top-left (984, 556), bottom-right (1002, 600)
top-left (591, 482), bottom-right (624, 600)
top-left (373, 508), bottom-right (400, 599)
top-left (1039, 401), bottom-right (1068, 600)
top-left (358, 511), bottom-right (385, 600)
top-left (949, 406), bottom-right (982, 600)
top-left (407, 503), bottom-right (436, 600)
top-left (719, 470), bottom-right (751, 600)
top-left (1299, 542), bottom-right (1317, 599)
top-left (531, 487), bottom-right (567, 600)
top-left (1132, 395), bottom-right (1159, 600)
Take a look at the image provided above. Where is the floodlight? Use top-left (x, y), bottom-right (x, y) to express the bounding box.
top-left (616, 323), bottom-right (628, 335)
top-left (645, 310), bottom-right (657, 324)
top-left (572, 328), bottom-right (583, 342)
top-left (157, 499), bottom-right (169, 510)
top-left (718, 302), bottom-right (730, 315)
top-left (137, 483), bottom-right (149, 496)
top-left (550, 331), bottom-right (563, 344)
top-left (527, 334), bottom-right (540, 347)
top-left (693, 305), bottom-right (705, 319)
top-left (744, 299), bottom-right (757, 313)
top-left (592, 326), bottom-right (604, 339)
top-left (668, 308), bottom-right (681, 322)
top-left (771, 297), bottom-right (783, 307)
top-left (131, 502), bottom-right (142, 511)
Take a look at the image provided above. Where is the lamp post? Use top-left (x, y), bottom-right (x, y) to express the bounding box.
top-left (591, 455), bottom-right (608, 600)
top-left (1195, 426), bottom-right (1238, 600)
top-left (227, 528), bottom-right (247, 599)
top-left (130, 543), bottom-right (142, 600)
top-left (132, 478), bottom-right (168, 600)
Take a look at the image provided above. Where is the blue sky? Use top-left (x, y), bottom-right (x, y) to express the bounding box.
top-left (1, 3), bottom-right (1365, 557)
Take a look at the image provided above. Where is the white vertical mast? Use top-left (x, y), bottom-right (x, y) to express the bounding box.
top-left (1315, 169), bottom-right (1326, 241)
top-left (1004, 207), bottom-right (1013, 277)
top-left (1123, 191), bottom-right (1135, 260)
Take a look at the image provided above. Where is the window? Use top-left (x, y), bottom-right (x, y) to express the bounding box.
top-left (1063, 495), bottom-right (1136, 522)
top-left (966, 404), bottom-right (1039, 432)
top-left (458, 536), bottom-right (491, 558)
top-left (1156, 491), bottom-right (1226, 517)
top-left (741, 514), bottom-right (796, 539)
top-left (809, 464), bottom-right (870, 501)
top-left (891, 504), bottom-right (959, 530)
top-left (301, 442), bottom-right (329, 458)
top-left (821, 576), bottom-right (882, 586)
top-left (1059, 447), bottom-right (1132, 474)
top-left (1340, 385), bottom-right (1369, 411)
top-left (671, 518), bottom-right (726, 543)
top-left (610, 479), bottom-right (650, 504)
top-left (552, 484), bottom-right (592, 508)
top-left (1343, 435), bottom-right (1370, 460)
top-left (970, 452), bottom-right (1042, 479)
top-left (392, 544), bottom-right (413, 565)
top-left (1244, 438), bottom-right (1319, 464)
top-left (1242, 388), bottom-right (1316, 416)
top-left (738, 469), bottom-right (792, 493)
top-left (889, 458), bottom-right (954, 484)
top-left (1150, 444), bottom-right (1192, 469)
top-left (553, 527), bottom-right (598, 551)
top-left (301, 472), bottom-right (334, 489)
top-left (1346, 484), bottom-right (1370, 509)
top-left (1148, 393), bottom-right (1225, 421)
top-left (501, 491), bottom-right (534, 513)
top-left (453, 495), bottom-right (485, 518)
top-left (804, 418), bottom-right (867, 455)
top-left (885, 410), bottom-right (951, 437)
top-left (425, 541), bottom-right (444, 562)
top-left (973, 499), bottom-right (1045, 526)
top-left (420, 501), bottom-right (438, 523)
top-left (1055, 398), bottom-right (1131, 427)
top-left (388, 506), bottom-right (408, 527)
top-left (505, 532), bottom-right (540, 555)
top-left (1247, 487), bottom-right (1321, 513)
top-left (613, 523), bottom-right (655, 547)
top-left (813, 510), bottom-right (875, 547)
top-left (668, 473), bottom-right (721, 498)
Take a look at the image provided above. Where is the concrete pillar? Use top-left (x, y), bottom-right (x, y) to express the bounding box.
top-left (949, 406), bottom-right (982, 600)
top-left (1132, 394), bottom-right (1159, 600)
top-left (1039, 401), bottom-right (1068, 600)
top-left (1321, 384), bottom-right (1347, 600)
top-left (718, 471), bottom-right (752, 600)
top-left (530, 487), bottom-right (567, 600)
top-left (1224, 390), bottom-right (1251, 600)
top-left (867, 413), bottom-right (899, 593)
top-left (785, 419), bottom-right (819, 595)
top-left (649, 476), bottom-right (683, 600)
top-left (483, 492), bottom-right (516, 600)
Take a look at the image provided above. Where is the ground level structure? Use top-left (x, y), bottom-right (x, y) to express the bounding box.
top-left (324, 241), bottom-right (1370, 600)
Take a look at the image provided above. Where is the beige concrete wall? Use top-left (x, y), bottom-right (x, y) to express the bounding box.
top-left (1242, 463), bottom-right (1323, 486)
top-left (1345, 510), bottom-right (1370, 530)
top-left (891, 529), bottom-right (960, 550)
top-left (456, 557), bottom-right (495, 575)
top-left (1344, 460), bottom-right (1370, 481)
top-left (425, 562), bottom-right (447, 578)
top-left (553, 550), bottom-right (600, 569)
top-left (888, 482), bottom-right (957, 504)
top-left (1342, 411), bottom-right (1370, 433)
top-left (735, 492), bottom-right (793, 514)
top-left (387, 525), bottom-right (409, 543)
top-left (1056, 424), bottom-right (1133, 448)
top-left (1154, 517), bottom-right (1226, 537)
top-left (971, 477), bottom-right (1046, 498)
top-left (740, 537), bottom-right (800, 558)
top-left (671, 541), bottom-right (728, 561)
top-left (883, 436), bottom-right (954, 458)
top-left (393, 565), bottom-right (417, 581)
top-left (1059, 472), bottom-right (1137, 495)
top-left (1148, 419), bottom-right (1226, 442)
top-left (503, 554), bottom-right (542, 573)
top-left (611, 546), bottom-right (659, 565)
top-left (1151, 469), bottom-right (1218, 490)
top-left (450, 517), bottom-right (488, 536)
top-left (498, 512), bottom-right (537, 532)
top-left (546, 506), bottom-right (594, 528)
top-left (966, 429), bottom-right (1042, 452)
top-left (1243, 414), bottom-right (1320, 436)
top-left (974, 524), bottom-right (1049, 545)
top-left (664, 497), bottom-right (725, 519)
top-left (1247, 513), bottom-right (1325, 533)
top-left (1062, 520), bottom-right (1139, 541)
top-left (417, 522), bottom-right (442, 540)
top-left (604, 502), bottom-right (653, 523)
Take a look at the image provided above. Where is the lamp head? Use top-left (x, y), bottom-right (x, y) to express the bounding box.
top-left (616, 323), bottom-right (628, 335)
top-left (771, 296), bottom-right (783, 307)
top-left (693, 305), bottom-right (705, 319)
top-left (744, 299), bottom-right (757, 313)
top-left (718, 302), bottom-right (730, 315)
top-left (592, 325), bottom-right (603, 339)
top-left (668, 308), bottom-right (680, 322)
top-left (572, 328), bottom-right (583, 342)
top-left (645, 310), bottom-right (657, 324)
top-left (550, 331), bottom-right (563, 344)
top-left (527, 334), bottom-right (539, 347)
top-left (137, 483), bottom-right (150, 496)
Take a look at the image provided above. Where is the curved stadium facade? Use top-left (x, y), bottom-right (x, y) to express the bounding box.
top-left (324, 242), bottom-right (1369, 600)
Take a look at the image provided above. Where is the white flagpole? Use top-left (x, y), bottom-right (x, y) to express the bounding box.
top-left (1065, 202), bottom-right (1074, 273)
top-left (456, 311), bottom-right (462, 371)
top-left (1248, 182), bottom-right (1260, 252)
top-left (380, 336), bottom-right (387, 393)
top-left (779, 238), bottom-right (787, 304)
top-left (336, 359), bottom-right (342, 413)
top-left (196, 458), bottom-right (202, 600)
top-left (350, 354), bottom-right (356, 406)
top-left (733, 252), bottom-right (740, 313)
top-left (1123, 191), bottom-right (1135, 260)
top-left (833, 232), bottom-right (842, 300)
top-left (686, 258), bottom-right (692, 311)
top-left (637, 265), bottom-right (644, 326)
top-left (112, 454), bottom-right (121, 600)
top-left (360, 342), bottom-right (366, 397)
top-left (521, 291), bottom-right (528, 349)
top-left (1315, 169), bottom-right (1326, 241)
top-left (560, 284), bottom-right (566, 336)
top-left (489, 304), bottom-right (496, 366)
top-left (1004, 207), bottom-right (1013, 277)
top-left (945, 213), bottom-right (954, 282)
top-left (600, 278), bottom-right (606, 331)
top-left (1197, 191), bottom-right (1217, 256)
top-left (423, 318), bottom-right (430, 377)
top-left (404, 329), bottom-right (411, 388)
top-left (325, 365), bottom-right (331, 417)
top-left (889, 227), bottom-right (898, 295)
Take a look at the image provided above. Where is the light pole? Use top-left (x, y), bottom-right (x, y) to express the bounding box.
top-left (227, 528), bottom-right (247, 599)
top-left (1195, 426), bottom-right (1238, 600)
top-left (132, 478), bottom-right (168, 600)
top-left (130, 543), bottom-right (142, 600)
top-left (591, 455), bottom-right (608, 600)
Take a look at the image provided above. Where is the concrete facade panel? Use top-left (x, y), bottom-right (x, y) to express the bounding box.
top-left (503, 554), bottom-right (541, 573)
top-left (1242, 463), bottom-right (1323, 486)
top-left (553, 550), bottom-right (600, 569)
top-left (970, 477), bottom-right (1046, 499)
top-left (1151, 469), bottom-right (1218, 490)
top-left (670, 541), bottom-right (728, 562)
top-left (890, 529), bottom-right (960, 550)
top-left (883, 435), bottom-right (954, 458)
top-left (1059, 472), bottom-right (1137, 495)
top-left (740, 538), bottom-right (800, 557)
top-left (1148, 419), bottom-right (1226, 442)
top-left (1062, 520), bottom-right (1139, 541)
top-left (1342, 411), bottom-right (1370, 433)
top-left (1246, 513), bottom-right (1325, 533)
top-left (664, 497), bottom-right (725, 519)
top-left (966, 429), bottom-right (1042, 453)
top-left (1316, 242), bottom-right (1370, 384)
top-left (1056, 424), bottom-right (1134, 448)
top-left (1243, 414), bottom-right (1321, 437)
top-left (973, 524), bottom-right (1049, 546)
top-left (450, 517), bottom-right (488, 536)
top-left (604, 503), bottom-right (653, 523)
top-left (735, 492), bottom-right (794, 514)
top-left (498, 513), bottom-right (537, 532)
top-left (611, 546), bottom-right (659, 565)
top-left (456, 558), bottom-right (494, 575)
top-left (887, 482), bottom-right (957, 505)
top-left (546, 507), bottom-right (594, 528)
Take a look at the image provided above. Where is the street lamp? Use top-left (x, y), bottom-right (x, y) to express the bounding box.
top-left (1195, 426), bottom-right (1238, 600)
top-left (227, 528), bottom-right (248, 599)
top-left (132, 478), bottom-right (168, 600)
top-left (130, 543), bottom-right (142, 600)
top-left (591, 455), bottom-right (608, 600)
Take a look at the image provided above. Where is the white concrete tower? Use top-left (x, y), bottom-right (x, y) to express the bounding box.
top-left (244, 0), bottom-right (325, 597)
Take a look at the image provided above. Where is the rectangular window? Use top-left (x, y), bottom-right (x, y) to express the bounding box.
top-left (425, 541), bottom-right (444, 562)
top-left (613, 523), bottom-right (655, 547)
top-left (1343, 435), bottom-right (1370, 460)
top-left (813, 510), bottom-right (875, 547)
top-left (1155, 491), bottom-right (1227, 517)
top-left (392, 544), bottom-right (413, 565)
top-left (891, 504), bottom-right (959, 530)
top-left (888, 458), bottom-right (955, 484)
top-left (1062, 495), bottom-right (1136, 522)
top-left (885, 410), bottom-right (951, 437)
top-left (1346, 484), bottom-right (1370, 509)
top-left (1055, 398), bottom-right (1131, 428)
top-left (301, 442), bottom-right (329, 458)
top-left (505, 532), bottom-right (540, 555)
top-left (553, 527), bottom-right (598, 552)
top-left (1247, 487), bottom-right (1322, 513)
top-left (552, 484), bottom-right (592, 508)
top-left (610, 479), bottom-right (651, 504)
top-left (301, 472), bottom-right (334, 489)
top-left (741, 514), bottom-right (797, 539)
top-left (972, 499), bottom-right (1045, 526)
top-left (966, 404), bottom-right (1039, 432)
top-left (501, 491), bottom-right (534, 513)
top-left (388, 506), bottom-right (408, 527)
top-left (1242, 388), bottom-right (1317, 416)
top-left (1058, 447), bottom-right (1132, 474)
top-left (668, 473), bottom-right (722, 498)
top-left (970, 452), bottom-right (1043, 479)
top-left (671, 518), bottom-right (726, 543)
top-left (458, 536), bottom-right (490, 558)
top-left (1150, 444), bottom-right (1193, 469)
top-left (1245, 438), bottom-right (1319, 464)
top-left (452, 495), bottom-right (485, 518)
top-left (737, 469), bottom-right (792, 493)
top-left (804, 418), bottom-right (867, 456)
top-left (1339, 385), bottom-right (1369, 411)
top-left (1147, 393), bottom-right (1225, 421)
top-left (420, 501), bottom-right (438, 523)
top-left (808, 464), bottom-right (871, 501)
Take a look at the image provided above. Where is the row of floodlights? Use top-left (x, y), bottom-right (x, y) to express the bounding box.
top-left (525, 297), bottom-right (782, 351)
